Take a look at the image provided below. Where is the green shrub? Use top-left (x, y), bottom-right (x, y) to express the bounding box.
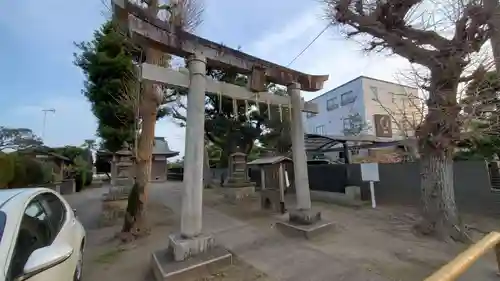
top-left (8, 155), bottom-right (51, 188)
top-left (0, 153), bottom-right (15, 188)
top-left (84, 171), bottom-right (93, 186)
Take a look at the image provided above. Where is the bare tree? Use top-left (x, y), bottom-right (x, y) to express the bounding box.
top-left (324, 0), bottom-right (494, 240)
top-left (371, 76), bottom-right (426, 161)
top-left (484, 0), bottom-right (500, 72)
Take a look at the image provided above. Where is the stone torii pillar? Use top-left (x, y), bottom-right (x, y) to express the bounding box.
top-left (288, 82), bottom-right (311, 210)
top-left (166, 53), bottom-right (216, 262)
top-left (180, 53), bottom-right (206, 238)
top-left (286, 82), bottom-right (323, 226)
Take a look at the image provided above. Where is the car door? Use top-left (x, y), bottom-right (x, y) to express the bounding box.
top-left (34, 192), bottom-right (80, 281)
top-left (6, 194), bottom-right (77, 281)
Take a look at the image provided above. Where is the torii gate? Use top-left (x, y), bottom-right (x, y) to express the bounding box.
top-left (112, 0), bottom-right (330, 274)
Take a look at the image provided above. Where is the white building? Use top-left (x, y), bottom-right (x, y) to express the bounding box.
top-left (304, 76), bottom-right (423, 140)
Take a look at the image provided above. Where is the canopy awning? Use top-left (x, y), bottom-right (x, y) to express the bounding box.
top-left (304, 134), bottom-right (413, 152)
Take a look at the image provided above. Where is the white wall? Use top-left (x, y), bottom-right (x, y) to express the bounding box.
top-left (305, 76), bottom-right (423, 140)
top-left (361, 77), bottom-right (421, 139)
top-left (304, 77), bottom-right (365, 136)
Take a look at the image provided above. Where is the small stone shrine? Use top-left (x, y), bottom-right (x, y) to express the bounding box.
top-left (105, 142), bottom-right (135, 201)
top-left (221, 151), bottom-right (255, 202)
top-left (247, 150), bottom-right (292, 214)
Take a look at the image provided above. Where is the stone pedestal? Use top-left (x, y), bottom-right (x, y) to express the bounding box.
top-left (276, 219), bottom-right (334, 240)
top-left (289, 209), bottom-right (321, 225)
top-left (100, 199), bottom-right (128, 227)
top-left (221, 186), bottom-right (255, 202)
top-left (276, 209), bottom-right (334, 239)
top-left (151, 242), bottom-right (231, 281)
top-left (105, 186), bottom-right (132, 201)
top-left (151, 233), bottom-right (232, 280)
top-left (168, 233), bottom-right (215, 261)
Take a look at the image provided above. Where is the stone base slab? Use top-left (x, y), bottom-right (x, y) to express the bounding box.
top-left (276, 220), bottom-right (334, 240)
top-left (103, 185), bottom-right (132, 201)
top-left (220, 186), bottom-right (255, 202)
top-left (99, 199), bottom-right (128, 226)
top-left (289, 209), bottom-right (322, 225)
top-left (151, 246), bottom-right (232, 281)
top-left (168, 233), bottom-right (215, 262)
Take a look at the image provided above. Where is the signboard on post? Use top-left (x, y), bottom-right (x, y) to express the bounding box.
top-left (360, 163), bottom-right (380, 182)
top-left (360, 163), bottom-right (380, 208)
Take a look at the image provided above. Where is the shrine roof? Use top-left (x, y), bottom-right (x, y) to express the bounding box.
top-left (247, 156), bottom-right (292, 166)
top-left (153, 137), bottom-right (179, 157)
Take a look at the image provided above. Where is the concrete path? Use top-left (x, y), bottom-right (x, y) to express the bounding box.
top-left (149, 182), bottom-right (388, 281)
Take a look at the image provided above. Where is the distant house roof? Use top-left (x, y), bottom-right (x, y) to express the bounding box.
top-left (153, 137), bottom-right (179, 157)
top-left (18, 147), bottom-right (71, 163)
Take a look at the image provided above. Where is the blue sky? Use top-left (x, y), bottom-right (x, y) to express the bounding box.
top-left (0, 0), bottom-right (411, 156)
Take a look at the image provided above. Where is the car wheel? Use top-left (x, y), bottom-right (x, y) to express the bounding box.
top-left (74, 247), bottom-right (84, 281)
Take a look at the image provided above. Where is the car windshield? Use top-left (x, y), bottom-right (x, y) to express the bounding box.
top-left (0, 211), bottom-right (5, 243)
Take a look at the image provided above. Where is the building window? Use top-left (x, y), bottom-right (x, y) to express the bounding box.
top-left (315, 125), bottom-right (325, 135)
top-left (340, 91), bottom-right (356, 106)
top-left (389, 92), bottom-right (396, 103)
top-left (326, 97), bottom-right (338, 111)
top-left (370, 86), bottom-right (379, 100)
top-left (343, 118), bottom-right (352, 130)
top-left (306, 112), bottom-right (316, 118)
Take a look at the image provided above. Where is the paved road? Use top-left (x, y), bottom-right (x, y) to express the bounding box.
top-left (64, 186), bottom-right (108, 230)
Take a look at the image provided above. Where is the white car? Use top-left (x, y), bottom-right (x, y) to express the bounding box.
top-left (0, 188), bottom-right (86, 281)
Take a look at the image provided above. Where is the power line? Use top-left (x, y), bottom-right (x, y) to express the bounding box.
top-left (286, 23), bottom-right (332, 67)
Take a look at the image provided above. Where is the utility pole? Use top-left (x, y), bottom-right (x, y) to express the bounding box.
top-left (41, 108), bottom-right (56, 141)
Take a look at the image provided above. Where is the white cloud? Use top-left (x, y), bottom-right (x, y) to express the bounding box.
top-left (248, 6), bottom-right (323, 59)
top-left (247, 10), bottom-right (414, 100)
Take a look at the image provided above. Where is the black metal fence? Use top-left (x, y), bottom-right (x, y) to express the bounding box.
top-left (305, 161), bottom-right (500, 217)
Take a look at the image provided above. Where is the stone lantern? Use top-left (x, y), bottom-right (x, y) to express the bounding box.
top-left (106, 142), bottom-right (135, 201)
top-left (221, 151), bottom-right (255, 202)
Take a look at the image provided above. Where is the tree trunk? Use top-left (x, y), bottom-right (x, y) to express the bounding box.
top-left (121, 97), bottom-right (158, 239)
top-left (485, 0), bottom-right (500, 73)
top-left (415, 71), bottom-right (469, 242)
top-left (417, 152), bottom-right (467, 240)
top-left (121, 0), bottom-right (160, 240)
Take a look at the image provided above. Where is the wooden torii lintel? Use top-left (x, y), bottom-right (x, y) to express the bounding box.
top-left (140, 63), bottom-right (319, 113)
top-left (111, 0), bottom-right (329, 92)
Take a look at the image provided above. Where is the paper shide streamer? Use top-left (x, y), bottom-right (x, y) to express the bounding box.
top-left (232, 98), bottom-right (238, 118)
